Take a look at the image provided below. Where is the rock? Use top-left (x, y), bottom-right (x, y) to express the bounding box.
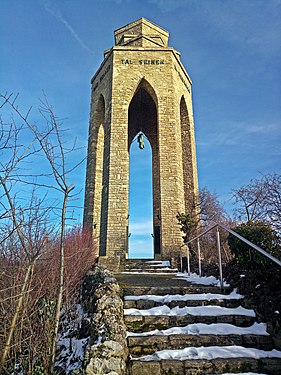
top-left (82, 266), bottom-right (128, 374)
top-left (86, 357), bottom-right (123, 374)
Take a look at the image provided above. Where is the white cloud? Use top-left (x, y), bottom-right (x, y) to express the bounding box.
top-left (148, 0), bottom-right (198, 12)
top-left (129, 238), bottom-right (154, 258)
top-left (41, 0), bottom-right (95, 55)
top-left (198, 121), bottom-right (280, 148)
top-left (129, 220), bottom-right (153, 235)
top-left (199, 1), bottom-right (281, 57)
top-left (128, 220), bottom-right (154, 257)
top-left (147, 0), bottom-right (280, 58)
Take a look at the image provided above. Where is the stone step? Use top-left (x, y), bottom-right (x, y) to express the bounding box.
top-left (122, 261), bottom-right (170, 265)
top-left (129, 355), bottom-right (281, 375)
top-left (122, 263), bottom-right (173, 269)
top-left (121, 269), bottom-right (281, 374)
top-left (122, 285), bottom-right (231, 296)
top-left (125, 314), bottom-right (256, 332)
top-left (124, 296), bottom-right (242, 309)
top-left (128, 333), bottom-right (273, 355)
top-left (120, 260), bottom-right (172, 270)
top-left (122, 268), bottom-right (177, 272)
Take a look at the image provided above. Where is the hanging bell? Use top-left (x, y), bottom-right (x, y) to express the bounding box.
top-left (137, 133), bottom-right (145, 149)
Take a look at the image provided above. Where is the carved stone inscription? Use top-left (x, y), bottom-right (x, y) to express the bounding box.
top-left (121, 59), bottom-right (165, 65)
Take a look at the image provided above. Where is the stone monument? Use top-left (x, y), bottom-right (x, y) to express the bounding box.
top-left (83, 18), bottom-right (199, 270)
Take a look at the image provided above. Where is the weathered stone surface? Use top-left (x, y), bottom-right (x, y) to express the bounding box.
top-left (262, 357), bottom-right (281, 375)
top-left (267, 321), bottom-right (281, 349)
top-left (161, 360), bottom-right (184, 374)
top-left (211, 357), bottom-right (258, 373)
top-left (129, 360), bottom-right (161, 375)
top-left (82, 266), bottom-right (128, 375)
top-left (242, 333), bottom-right (273, 349)
top-left (184, 359), bottom-right (213, 373)
top-left (86, 352), bottom-right (125, 375)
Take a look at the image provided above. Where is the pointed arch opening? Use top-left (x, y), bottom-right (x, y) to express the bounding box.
top-left (180, 95), bottom-right (193, 212)
top-left (127, 79), bottom-right (160, 258)
top-left (128, 133), bottom-right (153, 258)
top-left (93, 95), bottom-right (106, 255)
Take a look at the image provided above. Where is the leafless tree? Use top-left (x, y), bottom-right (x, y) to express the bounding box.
top-left (0, 92), bottom-right (90, 373)
top-left (177, 188), bottom-right (230, 238)
top-left (177, 188), bottom-right (232, 264)
top-left (0, 107), bottom-right (51, 371)
top-left (199, 188), bottom-right (230, 229)
top-left (233, 173), bottom-right (281, 231)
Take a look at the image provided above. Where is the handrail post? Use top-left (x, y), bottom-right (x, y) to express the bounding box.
top-left (180, 250), bottom-right (183, 272)
top-left (186, 244), bottom-right (190, 275)
top-left (216, 225), bottom-right (223, 289)
top-left (197, 238), bottom-right (202, 277)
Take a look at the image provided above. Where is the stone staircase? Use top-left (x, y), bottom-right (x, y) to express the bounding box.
top-left (116, 259), bottom-right (281, 375)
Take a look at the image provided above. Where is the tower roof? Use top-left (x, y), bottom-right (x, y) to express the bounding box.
top-left (114, 18), bottom-right (169, 47)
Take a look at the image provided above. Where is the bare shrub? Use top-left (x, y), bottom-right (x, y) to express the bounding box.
top-left (0, 226), bottom-right (95, 373)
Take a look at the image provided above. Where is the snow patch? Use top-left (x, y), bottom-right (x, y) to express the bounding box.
top-left (175, 272), bottom-right (230, 287)
top-left (135, 345), bottom-right (281, 361)
top-left (55, 304), bottom-right (90, 374)
top-left (130, 267), bottom-right (177, 271)
top-left (127, 322), bottom-right (268, 337)
top-left (124, 288), bottom-right (243, 302)
top-left (120, 271), bottom-right (178, 275)
top-left (124, 305), bottom-right (255, 317)
top-left (145, 260), bottom-right (171, 267)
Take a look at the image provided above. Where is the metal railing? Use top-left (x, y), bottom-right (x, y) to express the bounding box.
top-left (179, 223), bottom-right (281, 289)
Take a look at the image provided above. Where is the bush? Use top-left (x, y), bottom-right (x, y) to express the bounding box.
top-left (226, 221), bottom-right (281, 347)
top-left (228, 221), bottom-right (280, 273)
top-left (0, 226), bottom-right (95, 374)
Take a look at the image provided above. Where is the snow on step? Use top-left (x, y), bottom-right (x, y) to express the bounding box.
top-left (124, 304), bottom-right (255, 317)
top-left (175, 272), bottom-right (230, 287)
top-left (134, 345), bottom-right (281, 361)
top-left (127, 322), bottom-right (268, 337)
top-left (124, 288), bottom-right (243, 302)
top-left (121, 271), bottom-right (178, 275)
top-left (122, 260), bottom-right (179, 273)
top-left (145, 260), bottom-right (171, 267)
top-left (129, 267), bottom-right (178, 271)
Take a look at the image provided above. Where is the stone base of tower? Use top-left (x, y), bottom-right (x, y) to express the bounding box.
top-left (97, 255), bottom-right (122, 272)
top-left (96, 253), bottom-right (183, 272)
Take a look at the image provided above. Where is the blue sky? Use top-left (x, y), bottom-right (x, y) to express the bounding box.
top-left (1, 0), bottom-right (280, 257)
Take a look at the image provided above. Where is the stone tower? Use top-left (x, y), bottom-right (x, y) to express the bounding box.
top-left (83, 18), bottom-right (199, 269)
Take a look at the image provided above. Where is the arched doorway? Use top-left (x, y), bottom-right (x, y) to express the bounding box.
top-left (180, 95), bottom-right (195, 212)
top-left (128, 133), bottom-right (153, 258)
top-left (83, 94), bottom-right (105, 252)
top-left (128, 80), bottom-right (160, 258)
top-left (94, 95), bottom-right (106, 255)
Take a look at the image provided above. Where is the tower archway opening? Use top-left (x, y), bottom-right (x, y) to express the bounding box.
top-left (95, 95), bottom-right (106, 255)
top-left (180, 95), bottom-right (195, 212)
top-left (128, 132), bottom-right (153, 258)
top-left (128, 82), bottom-right (160, 258)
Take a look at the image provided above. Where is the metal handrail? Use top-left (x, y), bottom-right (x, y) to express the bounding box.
top-left (179, 222), bottom-right (281, 289)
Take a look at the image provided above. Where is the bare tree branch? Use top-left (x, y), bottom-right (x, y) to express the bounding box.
top-left (233, 173), bottom-right (281, 230)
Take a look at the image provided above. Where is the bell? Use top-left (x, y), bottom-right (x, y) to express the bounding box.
top-left (137, 133), bottom-right (145, 149)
